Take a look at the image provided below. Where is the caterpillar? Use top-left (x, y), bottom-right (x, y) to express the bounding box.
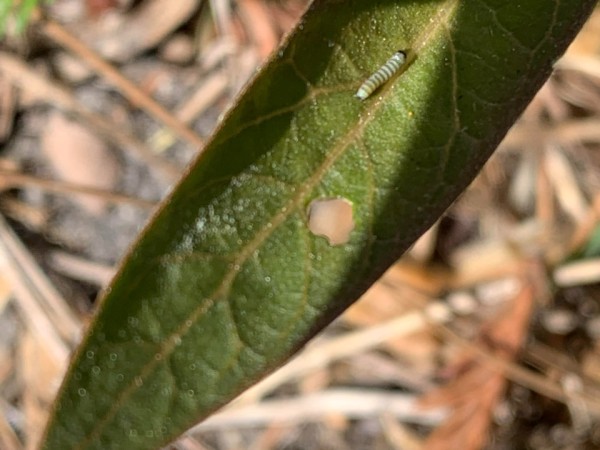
top-left (355, 50), bottom-right (407, 100)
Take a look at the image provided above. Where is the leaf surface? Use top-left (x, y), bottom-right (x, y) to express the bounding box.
top-left (41, 1), bottom-right (595, 449)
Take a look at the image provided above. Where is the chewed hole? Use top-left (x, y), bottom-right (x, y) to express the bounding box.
top-left (307, 198), bottom-right (354, 246)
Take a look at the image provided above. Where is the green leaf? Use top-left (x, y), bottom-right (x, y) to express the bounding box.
top-left (16, 0), bottom-right (38, 30)
top-left (0, 0), bottom-right (53, 35)
top-left (41, 1), bottom-right (595, 449)
top-left (579, 224), bottom-right (600, 259)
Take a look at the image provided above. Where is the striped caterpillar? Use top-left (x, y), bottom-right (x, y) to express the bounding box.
top-left (355, 50), bottom-right (407, 100)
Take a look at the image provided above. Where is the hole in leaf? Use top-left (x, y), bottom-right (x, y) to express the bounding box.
top-left (307, 198), bottom-right (354, 246)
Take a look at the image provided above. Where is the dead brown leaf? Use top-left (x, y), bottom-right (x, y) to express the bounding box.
top-left (419, 281), bottom-right (535, 450)
top-left (75, 0), bottom-right (200, 62)
top-left (40, 111), bottom-right (120, 215)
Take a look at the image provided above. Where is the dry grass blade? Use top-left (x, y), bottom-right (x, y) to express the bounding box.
top-left (0, 214), bottom-right (78, 358)
top-left (191, 389), bottom-right (445, 432)
top-left (553, 257), bottom-right (600, 287)
top-left (48, 251), bottom-right (115, 287)
top-left (0, 169), bottom-right (156, 210)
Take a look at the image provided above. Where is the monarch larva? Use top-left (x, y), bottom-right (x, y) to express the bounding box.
top-left (355, 50), bottom-right (407, 100)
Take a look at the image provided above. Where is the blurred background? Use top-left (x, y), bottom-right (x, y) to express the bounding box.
top-left (1, 1), bottom-right (600, 449)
